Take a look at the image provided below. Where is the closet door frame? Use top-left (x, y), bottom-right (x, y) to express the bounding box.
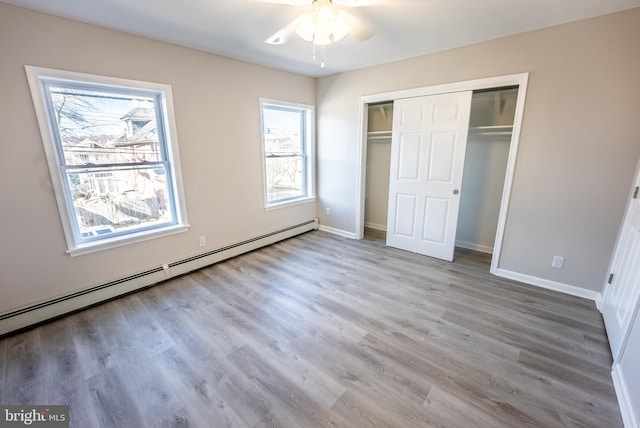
top-left (354, 72), bottom-right (529, 274)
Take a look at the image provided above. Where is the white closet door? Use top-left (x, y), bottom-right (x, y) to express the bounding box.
top-left (386, 91), bottom-right (472, 261)
top-left (602, 160), bottom-right (640, 360)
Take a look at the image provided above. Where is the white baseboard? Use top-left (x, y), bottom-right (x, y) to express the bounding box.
top-left (455, 240), bottom-right (493, 254)
top-left (318, 224), bottom-right (357, 239)
top-left (493, 268), bottom-right (601, 302)
top-left (364, 222), bottom-right (387, 231)
top-left (612, 363), bottom-right (639, 428)
top-left (0, 219), bottom-right (319, 336)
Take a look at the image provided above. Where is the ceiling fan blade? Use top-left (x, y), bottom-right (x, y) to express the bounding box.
top-left (339, 10), bottom-right (375, 42)
top-left (264, 16), bottom-right (302, 44)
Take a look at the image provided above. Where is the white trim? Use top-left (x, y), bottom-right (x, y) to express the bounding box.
top-left (455, 240), bottom-right (493, 254)
top-left (24, 65), bottom-right (189, 255)
top-left (264, 196), bottom-right (316, 211)
top-left (355, 73), bottom-right (529, 274)
top-left (494, 268), bottom-right (601, 302)
top-left (612, 363), bottom-right (639, 428)
top-left (68, 224), bottom-right (190, 257)
top-left (596, 293), bottom-right (604, 312)
top-left (318, 224), bottom-right (357, 239)
top-left (364, 221), bottom-right (387, 231)
top-left (259, 98), bottom-right (316, 210)
top-left (0, 220), bottom-right (318, 336)
top-left (360, 74), bottom-right (529, 104)
top-left (355, 99), bottom-right (369, 240)
top-left (490, 77), bottom-right (528, 275)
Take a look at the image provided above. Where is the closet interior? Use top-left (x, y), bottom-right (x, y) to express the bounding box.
top-left (363, 86), bottom-right (519, 255)
top-left (364, 102), bottom-right (393, 232)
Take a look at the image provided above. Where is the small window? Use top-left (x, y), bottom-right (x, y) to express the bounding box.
top-left (260, 99), bottom-right (315, 208)
top-left (26, 66), bottom-right (189, 255)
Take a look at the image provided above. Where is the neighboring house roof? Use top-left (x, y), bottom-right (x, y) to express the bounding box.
top-left (113, 120), bottom-right (157, 147)
top-left (113, 107), bottom-right (157, 147)
top-left (120, 107), bottom-right (154, 122)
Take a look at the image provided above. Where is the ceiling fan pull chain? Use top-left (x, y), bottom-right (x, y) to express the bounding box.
top-left (309, 26), bottom-right (327, 68)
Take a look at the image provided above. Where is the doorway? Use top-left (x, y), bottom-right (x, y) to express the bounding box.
top-left (355, 73), bottom-right (529, 273)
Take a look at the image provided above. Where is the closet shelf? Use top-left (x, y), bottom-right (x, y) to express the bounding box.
top-left (469, 125), bottom-right (513, 136)
top-left (367, 131), bottom-right (392, 141)
top-left (367, 126), bottom-right (512, 140)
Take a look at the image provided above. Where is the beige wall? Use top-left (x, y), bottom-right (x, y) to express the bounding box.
top-left (0, 3), bottom-right (316, 314)
top-left (316, 8), bottom-right (640, 292)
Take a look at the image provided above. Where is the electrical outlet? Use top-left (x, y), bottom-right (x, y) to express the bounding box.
top-left (198, 236), bottom-right (207, 247)
top-left (326, 207), bottom-right (331, 215)
top-left (552, 256), bottom-right (564, 269)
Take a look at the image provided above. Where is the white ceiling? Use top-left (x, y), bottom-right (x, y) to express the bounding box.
top-left (3, 0), bottom-right (640, 77)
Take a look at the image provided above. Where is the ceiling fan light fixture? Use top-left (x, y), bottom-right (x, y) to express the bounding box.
top-left (295, 13), bottom-right (316, 42)
top-left (332, 11), bottom-right (350, 41)
top-left (314, 2), bottom-right (335, 35)
top-left (295, 0), bottom-right (351, 45)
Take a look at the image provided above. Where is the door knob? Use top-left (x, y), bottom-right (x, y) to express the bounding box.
top-left (453, 189), bottom-right (460, 195)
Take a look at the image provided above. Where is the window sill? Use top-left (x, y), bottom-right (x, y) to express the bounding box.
top-left (265, 196), bottom-right (316, 212)
top-left (67, 224), bottom-right (190, 257)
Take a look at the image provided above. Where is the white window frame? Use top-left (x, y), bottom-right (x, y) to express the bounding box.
top-left (25, 66), bottom-right (189, 256)
top-left (260, 98), bottom-right (316, 210)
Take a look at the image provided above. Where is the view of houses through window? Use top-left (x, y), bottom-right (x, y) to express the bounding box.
top-left (41, 80), bottom-right (177, 244)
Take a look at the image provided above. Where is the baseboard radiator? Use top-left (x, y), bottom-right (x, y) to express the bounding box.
top-left (0, 219), bottom-right (319, 336)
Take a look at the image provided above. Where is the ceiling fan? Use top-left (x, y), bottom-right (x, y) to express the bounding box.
top-left (262, 0), bottom-right (378, 46)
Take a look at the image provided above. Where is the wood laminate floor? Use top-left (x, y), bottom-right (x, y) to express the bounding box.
top-left (0, 230), bottom-right (622, 427)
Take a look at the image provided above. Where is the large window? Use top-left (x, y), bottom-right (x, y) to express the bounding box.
top-left (26, 66), bottom-right (188, 255)
top-left (260, 99), bottom-right (315, 208)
